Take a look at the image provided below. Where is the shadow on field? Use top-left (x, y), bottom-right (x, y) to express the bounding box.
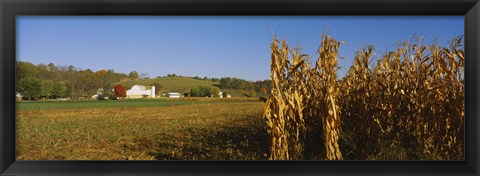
top-left (145, 115), bottom-right (270, 160)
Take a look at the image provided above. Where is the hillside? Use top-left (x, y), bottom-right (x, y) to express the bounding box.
top-left (117, 77), bottom-right (254, 97)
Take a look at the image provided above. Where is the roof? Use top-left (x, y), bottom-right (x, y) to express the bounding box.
top-left (133, 85), bottom-right (147, 91)
top-left (167, 92), bottom-right (181, 95)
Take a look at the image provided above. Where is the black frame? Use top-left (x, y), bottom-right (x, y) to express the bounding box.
top-left (1, 0), bottom-right (479, 175)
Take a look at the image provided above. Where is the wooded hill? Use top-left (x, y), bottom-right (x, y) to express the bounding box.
top-left (15, 61), bottom-right (271, 99)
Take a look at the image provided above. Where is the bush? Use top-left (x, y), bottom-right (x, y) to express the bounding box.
top-left (189, 86), bottom-right (219, 97)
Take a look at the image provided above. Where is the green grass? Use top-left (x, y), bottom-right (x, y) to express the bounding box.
top-left (17, 99), bottom-right (196, 111)
top-left (16, 98), bottom-right (261, 111)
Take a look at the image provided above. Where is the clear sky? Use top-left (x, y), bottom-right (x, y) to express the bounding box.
top-left (17, 16), bottom-right (463, 81)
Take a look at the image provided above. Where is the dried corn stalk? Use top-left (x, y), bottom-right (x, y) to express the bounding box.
top-left (264, 34), bottom-right (463, 160)
top-left (264, 34), bottom-right (343, 160)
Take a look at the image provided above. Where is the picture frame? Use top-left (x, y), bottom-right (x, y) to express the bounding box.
top-left (1, 0), bottom-right (479, 175)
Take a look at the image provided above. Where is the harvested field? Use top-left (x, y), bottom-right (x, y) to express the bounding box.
top-left (16, 101), bottom-right (268, 160)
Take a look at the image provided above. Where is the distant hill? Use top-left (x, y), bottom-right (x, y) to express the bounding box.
top-left (117, 77), bottom-right (255, 97)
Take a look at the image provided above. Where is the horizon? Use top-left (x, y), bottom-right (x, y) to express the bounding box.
top-left (17, 16), bottom-right (464, 81)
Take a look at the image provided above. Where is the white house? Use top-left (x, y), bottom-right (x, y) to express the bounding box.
top-left (218, 91), bottom-right (223, 98)
top-left (126, 85), bottom-right (155, 98)
top-left (16, 92), bottom-right (22, 101)
top-left (166, 92), bottom-right (181, 98)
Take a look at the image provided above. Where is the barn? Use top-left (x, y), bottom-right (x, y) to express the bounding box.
top-left (166, 92), bottom-right (181, 98)
top-left (126, 85), bottom-right (155, 98)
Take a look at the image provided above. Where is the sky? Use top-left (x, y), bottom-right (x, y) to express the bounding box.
top-left (17, 16), bottom-right (463, 81)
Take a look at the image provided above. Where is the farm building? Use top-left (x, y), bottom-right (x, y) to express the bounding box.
top-left (16, 92), bottom-right (22, 101)
top-left (218, 91), bottom-right (223, 98)
top-left (126, 85), bottom-right (155, 98)
top-left (166, 92), bottom-right (181, 98)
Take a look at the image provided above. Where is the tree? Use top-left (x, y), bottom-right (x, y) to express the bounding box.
top-left (150, 83), bottom-right (163, 94)
top-left (103, 69), bottom-right (117, 89)
top-left (95, 70), bottom-right (108, 78)
top-left (18, 77), bottom-right (42, 100)
top-left (16, 61), bottom-right (38, 81)
top-left (15, 61), bottom-right (131, 98)
top-left (37, 64), bottom-right (49, 79)
top-left (47, 63), bottom-right (61, 81)
top-left (64, 81), bottom-right (72, 97)
top-left (189, 86), bottom-right (219, 97)
top-left (48, 63), bottom-right (55, 72)
top-left (129, 71), bottom-right (139, 80)
top-left (76, 70), bottom-right (100, 96)
top-left (261, 86), bottom-right (268, 95)
top-left (218, 77), bottom-right (253, 90)
top-left (52, 81), bottom-right (68, 98)
top-left (41, 80), bottom-right (54, 98)
top-left (95, 70), bottom-right (108, 86)
top-left (113, 84), bottom-right (126, 98)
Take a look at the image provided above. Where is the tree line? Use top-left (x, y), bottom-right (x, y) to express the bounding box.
top-left (162, 75), bottom-right (272, 96)
top-left (218, 77), bottom-right (271, 96)
top-left (16, 61), bottom-right (133, 100)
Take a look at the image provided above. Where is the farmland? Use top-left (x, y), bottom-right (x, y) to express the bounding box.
top-left (16, 98), bottom-right (259, 111)
top-left (15, 34), bottom-right (464, 161)
top-left (16, 33), bottom-right (465, 161)
top-left (16, 99), bottom-right (268, 160)
top-left (118, 76), bottom-right (262, 97)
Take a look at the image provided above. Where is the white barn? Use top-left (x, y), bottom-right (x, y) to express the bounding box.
top-left (166, 92), bottom-right (181, 98)
top-left (126, 85), bottom-right (155, 98)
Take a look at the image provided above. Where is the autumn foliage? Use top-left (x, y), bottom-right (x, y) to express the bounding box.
top-left (113, 84), bottom-right (126, 98)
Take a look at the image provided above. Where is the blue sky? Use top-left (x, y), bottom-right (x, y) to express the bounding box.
top-left (17, 16), bottom-right (463, 81)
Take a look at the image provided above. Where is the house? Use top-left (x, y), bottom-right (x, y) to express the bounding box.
top-left (126, 85), bottom-right (155, 98)
top-left (218, 91), bottom-right (223, 98)
top-left (226, 94), bottom-right (232, 98)
top-left (16, 92), bottom-right (22, 101)
top-left (166, 92), bottom-right (181, 98)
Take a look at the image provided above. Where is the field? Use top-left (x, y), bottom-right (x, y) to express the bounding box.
top-left (16, 98), bottom-right (259, 111)
top-left (15, 35), bottom-right (464, 161)
top-left (16, 99), bottom-right (268, 160)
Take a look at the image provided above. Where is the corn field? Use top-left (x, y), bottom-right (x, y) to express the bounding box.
top-left (264, 34), bottom-right (464, 160)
